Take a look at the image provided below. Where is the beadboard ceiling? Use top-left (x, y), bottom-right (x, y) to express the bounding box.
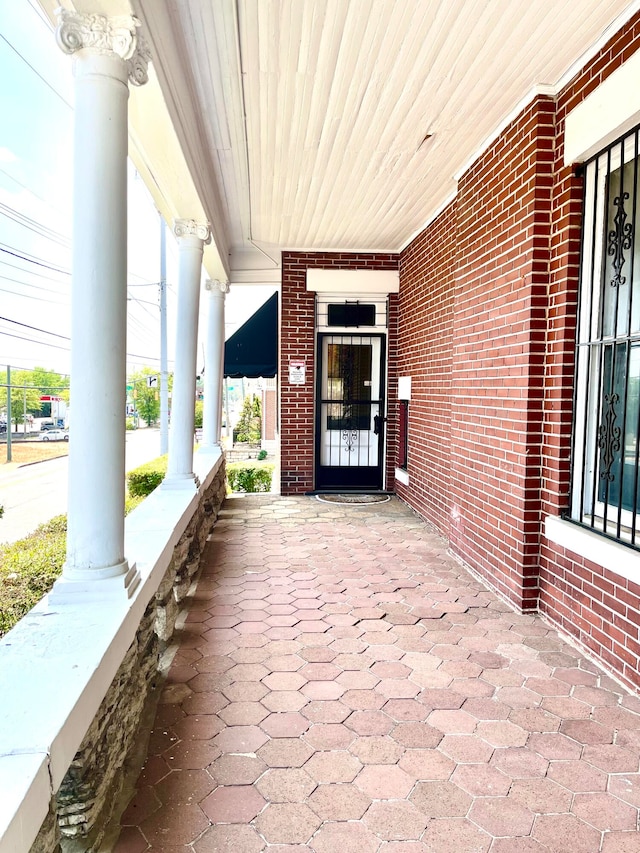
top-left (45, 0), bottom-right (640, 281)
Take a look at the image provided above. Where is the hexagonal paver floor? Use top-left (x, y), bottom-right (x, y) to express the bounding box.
top-left (112, 495), bottom-right (640, 852)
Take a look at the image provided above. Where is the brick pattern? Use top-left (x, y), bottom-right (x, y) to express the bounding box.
top-left (112, 496), bottom-right (640, 853)
top-left (395, 14), bottom-right (640, 691)
top-left (280, 252), bottom-right (399, 495)
top-left (396, 200), bottom-right (456, 529)
top-left (398, 99), bottom-right (555, 613)
top-left (450, 95), bottom-right (555, 612)
top-left (538, 15), bottom-right (640, 691)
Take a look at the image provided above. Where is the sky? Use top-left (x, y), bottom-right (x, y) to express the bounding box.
top-left (0, 1), bottom-right (275, 381)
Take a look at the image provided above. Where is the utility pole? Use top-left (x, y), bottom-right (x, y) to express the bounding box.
top-left (159, 214), bottom-right (169, 455)
top-left (6, 364), bottom-right (11, 462)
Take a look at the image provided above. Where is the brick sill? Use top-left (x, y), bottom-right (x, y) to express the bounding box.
top-left (0, 448), bottom-right (224, 852)
top-left (544, 514), bottom-right (639, 584)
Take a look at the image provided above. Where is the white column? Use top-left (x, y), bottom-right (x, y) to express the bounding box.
top-left (200, 280), bottom-right (229, 450)
top-left (52, 11), bottom-right (149, 598)
top-left (165, 219), bottom-right (211, 486)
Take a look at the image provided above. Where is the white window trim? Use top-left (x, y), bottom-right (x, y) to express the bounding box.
top-left (545, 515), bottom-right (640, 584)
top-left (395, 466), bottom-right (409, 486)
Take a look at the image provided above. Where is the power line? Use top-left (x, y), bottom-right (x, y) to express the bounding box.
top-left (0, 315), bottom-right (69, 340)
top-left (0, 243), bottom-right (70, 275)
top-left (0, 330), bottom-right (70, 351)
top-left (0, 201), bottom-right (70, 247)
top-left (0, 285), bottom-right (66, 305)
top-left (0, 32), bottom-right (72, 110)
top-left (0, 272), bottom-right (68, 295)
top-left (0, 256), bottom-right (68, 283)
top-left (0, 166), bottom-right (68, 220)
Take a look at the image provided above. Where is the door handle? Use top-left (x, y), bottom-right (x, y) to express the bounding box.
top-left (373, 414), bottom-right (387, 435)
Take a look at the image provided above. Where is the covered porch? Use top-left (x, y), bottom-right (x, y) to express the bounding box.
top-left (3, 0), bottom-right (640, 850)
top-left (113, 495), bottom-right (640, 852)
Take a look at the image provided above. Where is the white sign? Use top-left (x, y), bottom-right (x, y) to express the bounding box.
top-left (146, 375), bottom-right (158, 388)
top-left (289, 360), bottom-right (306, 385)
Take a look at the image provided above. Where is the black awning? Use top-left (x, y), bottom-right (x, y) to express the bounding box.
top-left (224, 292), bottom-right (278, 378)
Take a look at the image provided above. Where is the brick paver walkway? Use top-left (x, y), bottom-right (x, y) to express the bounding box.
top-left (113, 495), bottom-right (640, 852)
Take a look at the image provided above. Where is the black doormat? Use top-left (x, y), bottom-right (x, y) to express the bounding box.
top-left (315, 493), bottom-right (391, 505)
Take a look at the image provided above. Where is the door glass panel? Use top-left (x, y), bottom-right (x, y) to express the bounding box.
top-left (319, 335), bottom-right (381, 469)
top-left (326, 343), bottom-right (372, 430)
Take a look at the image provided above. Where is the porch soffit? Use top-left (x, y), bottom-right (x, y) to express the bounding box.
top-left (39, 1), bottom-right (640, 279)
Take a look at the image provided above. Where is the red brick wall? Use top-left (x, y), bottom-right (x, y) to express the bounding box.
top-left (396, 200), bottom-right (456, 529)
top-left (395, 12), bottom-right (640, 690)
top-left (538, 15), bottom-right (640, 691)
top-left (397, 98), bottom-right (554, 611)
top-left (449, 96), bottom-right (555, 611)
top-left (280, 251), bottom-right (399, 494)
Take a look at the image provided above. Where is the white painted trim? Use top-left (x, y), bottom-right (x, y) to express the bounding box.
top-left (564, 48), bottom-right (640, 165)
top-left (398, 376), bottom-right (412, 400)
top-left (454, 84), bottom-right (556, 183)
top-left (0, 451), bottom-right (224, 853)
top-left (395, 467), bottom-right (409, 486)
top-left (400, 190), bottom-right (458, 253)
top-left (230, 268), bottom-right (282, 284)
top-left (306, 269), bottom-right (399, 294)
top-left (544, 514), bottom-right (640, 584)
top-left (554, 0), bottom-right (640, 93)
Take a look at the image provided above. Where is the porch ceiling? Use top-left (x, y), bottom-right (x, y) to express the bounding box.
top-left (46, 1), bottom-right (639, 279)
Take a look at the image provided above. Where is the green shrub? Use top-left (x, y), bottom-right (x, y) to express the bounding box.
top-left (125, 417), bottom-right (137, 430)
top-left (194, 400), bottom-right (203, 429)
top-left (0, 515), bottom-right (67, 637)
top-left (127, 454), bottom-right (168, 497)
top-left (125, 493), bottom-right (144, 514)
top-left (0, 478), bottom-right (154, 637)
top-left (257, 449), bottom-right (268, 461)
top-left (227, 461), bottom-right (274, 493)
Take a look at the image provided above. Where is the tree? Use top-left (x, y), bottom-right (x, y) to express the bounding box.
top-left (29, 367), bottom-right (70, 411)
top-left (194, 400), bottom-right (203, 429)
top-left (129, 367), bottom-right (161, 426)
top-left (0, 369), bottom-right (43, 430)
top-left (235, 394), bottom-right (261, 443)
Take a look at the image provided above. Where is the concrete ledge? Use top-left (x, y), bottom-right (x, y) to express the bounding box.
top-left (0, 449), bottom-right (224, 853)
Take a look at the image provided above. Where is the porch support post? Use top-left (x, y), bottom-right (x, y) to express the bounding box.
top-left (165, 219), bottom-right (211, 486)
top-left (52, 10), bottom-right (149, 596)
top-left (201, 279), bottom-right (229, 449)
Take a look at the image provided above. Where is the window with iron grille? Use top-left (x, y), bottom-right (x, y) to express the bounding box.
top-left (570, 125), bottom-right (640, 550)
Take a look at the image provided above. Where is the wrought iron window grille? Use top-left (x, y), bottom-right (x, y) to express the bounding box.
top-left (569, 124), bottom-right (640, 551)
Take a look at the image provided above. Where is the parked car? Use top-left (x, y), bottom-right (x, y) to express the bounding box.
top-left (39, 429), bottom-right (69, 442)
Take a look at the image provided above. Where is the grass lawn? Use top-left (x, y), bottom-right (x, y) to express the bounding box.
top-left (1, 441), bottom-right (69, 466)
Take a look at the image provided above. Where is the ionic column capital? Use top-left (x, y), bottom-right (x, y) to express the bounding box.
top-left (205, 279), bottom-right (230, 295)
top-left (55, 8), bottom-right (151, 86)
top-left (173, 219), bottom-right (212, 244)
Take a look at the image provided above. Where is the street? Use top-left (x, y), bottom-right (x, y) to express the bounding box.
top-left (0, 428), bottom-right (162, 545)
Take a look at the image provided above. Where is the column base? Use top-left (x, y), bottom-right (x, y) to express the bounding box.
top-left (49, 561), bottom-right (140, 604)
top-left (161, 473), bottom-right (200, 490)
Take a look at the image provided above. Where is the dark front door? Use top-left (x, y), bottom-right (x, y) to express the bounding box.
top-left (315, 333), bottom-right (386, 490)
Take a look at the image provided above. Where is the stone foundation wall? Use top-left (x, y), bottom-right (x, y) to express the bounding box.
top-left (30, 462), bottom-right (226, 852)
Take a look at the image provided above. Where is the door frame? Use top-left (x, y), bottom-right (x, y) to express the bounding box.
top-left (314, 331), bottom-right (387, 491)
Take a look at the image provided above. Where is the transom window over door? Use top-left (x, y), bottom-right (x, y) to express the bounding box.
top-left (571, 125), bottom-right (640, 549)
